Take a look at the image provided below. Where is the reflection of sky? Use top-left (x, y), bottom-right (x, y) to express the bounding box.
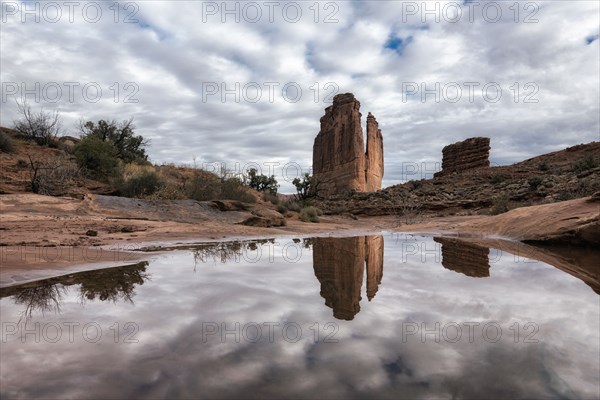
top-left (1, 235), bottom-right (598, 399)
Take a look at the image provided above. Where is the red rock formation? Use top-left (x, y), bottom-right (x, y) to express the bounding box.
top-left (365, 113), bottom-right (384, 192)
top-left (434, 137), bottom-right (490, 177)
top-left (313, 93), bottom-right (383, 196)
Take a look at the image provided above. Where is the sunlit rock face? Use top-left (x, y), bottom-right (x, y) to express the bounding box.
top-left (312, 93), bottom-right (384, 196)
top-left (434, 137), bottom-right (491, 177)
top-left (312, 235), bottom-right (384, 320)
top-left (434, 237), bottom-right (490, 278)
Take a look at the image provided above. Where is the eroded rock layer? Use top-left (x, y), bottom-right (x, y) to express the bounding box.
top-left (434, 137), bottom-right (490, 177)
top-left (313, 93), bottom-right (383, 196)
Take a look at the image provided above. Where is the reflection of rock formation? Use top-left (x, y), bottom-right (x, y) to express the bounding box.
top-left (365, 236), bottom-right (384, 300)
top-left (313, 236), bottom-right (384, 320)
top-left (434, 237), bottom-right (490, 277)
top-left (313, 93), bottom-right (384, 196)
top-left (434, 137), bottom-right (490, 177)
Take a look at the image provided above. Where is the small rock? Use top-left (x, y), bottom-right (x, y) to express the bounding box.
top-left (85, 230), bottom-right (98, 237)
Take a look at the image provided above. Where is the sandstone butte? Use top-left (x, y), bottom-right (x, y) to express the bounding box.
top-left (434, 137), bottom-right (491, 177)
top-left (312, 93), bottom-right (384, 197)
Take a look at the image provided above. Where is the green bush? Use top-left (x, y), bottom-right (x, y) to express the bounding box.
top-left (0, 132), bottom-right (15, 153)
top-left (528, 177), bottom-right (543, 189)
top-left (490, 174), bottom-right (505, 185)
top-left (300, 206), bottom-right (320, 223)
top-left (187, 173), bottom-right (255, 203)
top-left (573, 155), bottom-right (598, 173)
top-left (74, 135), bottom-right (120, 180)
top-left (262, 191), bottom-right (280, 205)
top-left (277, 205), bottom-right (288, 215)
top-left (283, 200), bottom-right (302, 212)
top-left (489, 194), bottom-right (511, 215)
top-left (409, 180), bottom-right (423, 190)
top-left (538, 162), bottom-right (549, 171)
top-left (120, 171), bottom-right (162, 198)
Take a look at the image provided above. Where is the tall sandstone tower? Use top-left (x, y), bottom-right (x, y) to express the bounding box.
top-left (312, 93), bottom-right (384, 197)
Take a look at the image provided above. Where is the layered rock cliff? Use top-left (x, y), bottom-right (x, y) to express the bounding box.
top-left (313, 93), bottom-right (383, 196)
top-left (434, 137), bottom-right (490, 177)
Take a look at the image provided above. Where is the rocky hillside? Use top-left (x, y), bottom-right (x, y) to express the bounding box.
top-left (316, 141), bottom-right (600, 217)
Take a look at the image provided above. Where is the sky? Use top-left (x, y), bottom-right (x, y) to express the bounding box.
top-left (1, 0), bottom-right (599, 192)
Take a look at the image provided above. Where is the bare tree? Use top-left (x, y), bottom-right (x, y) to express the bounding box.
top-left (13, 100), bottom-right (63, 145)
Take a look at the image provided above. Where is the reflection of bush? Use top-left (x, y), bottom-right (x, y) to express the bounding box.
top-left (191, 239), bottom-right (277, 266)
top-left (2, 261), bottom-right (150, 320)
top-left (13, 284), bottom-right (66, 321)
top-left (78, 262), bottom-right (150, 303)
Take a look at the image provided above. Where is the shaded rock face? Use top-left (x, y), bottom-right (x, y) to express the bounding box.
top-left (313, 93), bottom-right (383, 196)
top-left (434, 137), bottom-right (490, 177)
top-left (434, 237), bottom-right (490, 277)
top-left (312, 235), bottom-right (384, 320)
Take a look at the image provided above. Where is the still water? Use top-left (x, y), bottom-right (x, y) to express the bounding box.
top-left (1, 234), bottom-right (599, 399)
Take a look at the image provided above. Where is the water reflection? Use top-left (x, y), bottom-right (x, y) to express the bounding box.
top-left (433, 237), bottom-right (490, 278)
top-left (312, 236), bottom-right (384, 320)
top-left (0, 261), bottom-right (150, 319)
top-left (1, 235), bottom-right (598, 400)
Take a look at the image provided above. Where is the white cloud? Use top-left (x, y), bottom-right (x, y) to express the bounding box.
top-left (1, 0), bottom-right (598, 191)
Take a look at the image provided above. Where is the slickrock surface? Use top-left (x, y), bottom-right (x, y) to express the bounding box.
top-left (434, 137), bottom-right (490, 177)
top-left (313, 93), bottom-right (383, 196)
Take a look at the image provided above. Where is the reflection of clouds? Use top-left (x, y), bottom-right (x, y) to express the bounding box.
top-left (1, 236), bottom-right (598, 399)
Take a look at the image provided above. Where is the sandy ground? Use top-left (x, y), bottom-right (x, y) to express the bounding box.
top-left (1, 193), bottom-right (598, 287)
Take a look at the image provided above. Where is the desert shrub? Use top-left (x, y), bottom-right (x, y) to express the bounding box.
top-left (13, 101), bottom-right (62, 146)
top-left (16, 159), bottom-right (28, 168)
top-left (79, 119), bottom-right (148, 164)
top-left (220, 177), bottom-right (256, 203)
top-left (74, 135), bottom-right (120, 180)
top-left (25, 155), bottom-right (82, 195)
top-left (490, 174), bottom-right (505, 184)
top-left (292, 173), bottom-right (314, 200)
top-left (409, 180), bottom-right (423, 190)
top-left (489, 194), bottom-right (511, 215)
top-left (538, 162), bottom-right (549, 171)
top-left (187, 173), bottom-right (222, 201)
top-left (277, 205), bottom-right (288, 215)
top-left (120, 170), bottom-right (162, 198)
top-left (283, 200), bottom-right (302, 212)
top-left (573, 155), bottom-right (598, 173)
top-left (528, 177), bottom-right (543, 189)
top-left (187, 173), bottom-right (255, 203)
top-left (246, 168), bottom-right (278, 193)
top-left (262, 191), bottom-right (280, 205)
top-left (300, 206), bottom-right (320, 223)
top-left (0, 132), bottom-right (15, 153)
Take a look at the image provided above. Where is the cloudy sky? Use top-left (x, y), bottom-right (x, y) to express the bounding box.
top-left (1, 0), bottom-right (599, 192)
